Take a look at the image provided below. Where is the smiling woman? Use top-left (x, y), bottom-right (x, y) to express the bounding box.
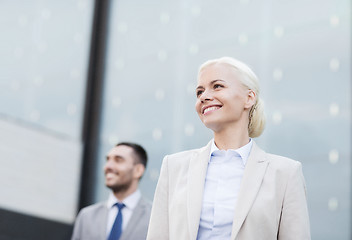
top-left (196, 57), bottom-right (266, 140)
top-left (147, 56), bottom-right (311, 240)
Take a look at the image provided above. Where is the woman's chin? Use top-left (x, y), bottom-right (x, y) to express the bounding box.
top-left (203, 121), bottom-right (221, 132)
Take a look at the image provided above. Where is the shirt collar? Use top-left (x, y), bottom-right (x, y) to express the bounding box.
top-left (107, 189), bottom-right (141, 210)
top-left (209, 138), bottom-right (253, 165)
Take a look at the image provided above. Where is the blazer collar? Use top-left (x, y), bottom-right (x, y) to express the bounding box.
top-left (121, 197), bottom-right (148, 239)
top-left (187, 140), bottom-right (212, 240)
top-left (210, 138), bottom-right (253, 165)
top-left (230, 141), bottom-right (269, 239)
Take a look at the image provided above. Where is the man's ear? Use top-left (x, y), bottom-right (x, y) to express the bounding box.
top-left (245, 90), bottom-right (256, 109)
top-left (133, 163), bottom-right (145, 179)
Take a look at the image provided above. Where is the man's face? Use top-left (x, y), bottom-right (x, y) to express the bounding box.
top-left (104, 145), bottom-right (139, 193)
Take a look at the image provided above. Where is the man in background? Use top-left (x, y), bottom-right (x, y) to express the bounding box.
top-left (72, 142), bottom-right (152, 240)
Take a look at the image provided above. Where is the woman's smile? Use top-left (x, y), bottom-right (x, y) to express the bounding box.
top-left (202, 105), bottom-right (222, 115)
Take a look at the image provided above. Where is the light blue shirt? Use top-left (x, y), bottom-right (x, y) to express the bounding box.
top-left (197, 139), bottom-right (253, 240)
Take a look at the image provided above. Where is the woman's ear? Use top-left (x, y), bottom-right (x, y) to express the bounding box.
top-left (245, 90), bottom-right (256, 109)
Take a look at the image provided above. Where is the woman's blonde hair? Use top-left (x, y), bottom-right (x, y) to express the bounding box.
top-left (198, 56), bottom-right (266, 138)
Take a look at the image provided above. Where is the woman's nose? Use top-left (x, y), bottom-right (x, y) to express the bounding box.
top-left (200, 90), bottom-right (213, 103)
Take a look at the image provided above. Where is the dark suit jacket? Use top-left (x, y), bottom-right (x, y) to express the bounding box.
top-left (72, 197), bottom-right (151, 240)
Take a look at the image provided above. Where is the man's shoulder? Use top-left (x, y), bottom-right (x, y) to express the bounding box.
top-left (78, 201), bottom-right (107, 216)
top-left (134, 196), bottom-right (152, 216)
top-left (138, 196), bottom-right (152, 208)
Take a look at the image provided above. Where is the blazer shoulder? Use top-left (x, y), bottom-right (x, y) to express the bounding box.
top-left (265, 151), bottom-right (303, 175)
top-left (139, 196), bottom-right (152, 209)
top-left (78, 201), bottom-right (107, 217)
top-left (266, 152), bottom-right (300, 164)
top-left (165, 143), bottom-right (210, 161)
top-left (251, 143), bottom-right (299, 165)
top-left (72, 201), bottom-right (107, 240)
top-left (163, 148), bottom-right (202, 171)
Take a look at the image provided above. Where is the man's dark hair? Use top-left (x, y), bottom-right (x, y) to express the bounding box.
top-left (116, 142), bottom-right (148, 168)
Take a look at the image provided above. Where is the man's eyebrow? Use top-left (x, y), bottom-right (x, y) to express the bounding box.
top-left (106, 154), bottom-right (124, 159)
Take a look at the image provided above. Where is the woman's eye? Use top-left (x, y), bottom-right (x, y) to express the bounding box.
top-left (196, 90), bottom-right (203, 97)
top-left (214, 84), bottom-right (223, 89)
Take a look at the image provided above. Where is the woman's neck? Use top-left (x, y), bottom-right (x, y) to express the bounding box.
top-left (213, 126), bottom-right (250, 150)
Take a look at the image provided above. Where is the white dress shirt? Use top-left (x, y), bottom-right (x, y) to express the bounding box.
top-left (197, 139), bottom-right (253, 240)
top-left (106, 189), bottom-right (141, 237)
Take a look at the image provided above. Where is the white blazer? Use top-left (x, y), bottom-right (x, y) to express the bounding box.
top-left (147, 141), bottom-right (310, 240)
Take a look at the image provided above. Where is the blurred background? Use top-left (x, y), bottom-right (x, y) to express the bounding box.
top-left (0, 0), bottom-right (350, 239)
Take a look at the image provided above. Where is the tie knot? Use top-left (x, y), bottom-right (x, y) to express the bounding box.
top-left (115, 202), bottom-right (125, 210)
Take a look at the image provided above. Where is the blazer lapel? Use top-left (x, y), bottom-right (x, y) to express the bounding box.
top-left (187, 141), bottom-right (212, 240)
top-left (231, 142), bottom-right (269, 239)
top-left (120, 198), bottom-right (146, 240)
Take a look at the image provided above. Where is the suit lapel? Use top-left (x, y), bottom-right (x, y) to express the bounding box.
top-left (231, 142), bottom-right (269, 239)
top-left (120, 198), bottom-right (146, 240)
top-left (187, 141), bottom-right (212, 240)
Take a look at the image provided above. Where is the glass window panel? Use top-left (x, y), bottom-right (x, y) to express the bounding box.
top-left (97, 0), bottom-right (351, 238)
top-left (0, 0), bottom-right (94, 224)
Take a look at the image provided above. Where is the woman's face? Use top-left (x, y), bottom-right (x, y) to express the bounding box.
top-left (195, 63), bottom-right (255, 132)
